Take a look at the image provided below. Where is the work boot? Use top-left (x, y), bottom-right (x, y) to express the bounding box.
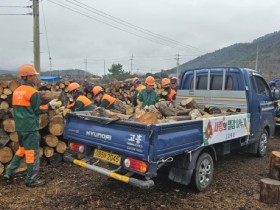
top-left (3, 174), bottom-right (13, 184)
top-left (26, 178), bottom-right (46, 188)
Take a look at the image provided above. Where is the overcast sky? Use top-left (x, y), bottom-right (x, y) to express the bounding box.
top-left (0, 0), bottom-right (279, 76)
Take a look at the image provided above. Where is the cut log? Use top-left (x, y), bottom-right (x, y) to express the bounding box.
top-left (56, 141), bottom-right (67, 154)
top-left (180, 98), bottom-right (199, 109)
top-left (0, 128), bottom-right (10, 147)
top-left (38, 90), bottom-right (61, 105)
top-left (270, 151), bottom-right (280, 180)
top-left (1, 118), bottom-right (15, 132)
top-left (8, 141), bottom-right (19, 153)
top-left (157, 102), bottom-right (178, 117)
top-left (49, 123), bottom-right (64, 136)
top-left (43, 134), bottom-right (59, 147)
top-left (39, 113), bottom-right (49, 129)
top-left (189, 109), bottom-right (202, 120)
top-left (9, 131), bottom-right (18, 142)
top-left (43, 146), bottom-right (54, 158)
top-left (114, 99), bottom-right (134, 115)
top-left (0, 109), bottom-right (12, 120)
top-left (148, 105), bottom-right (163, 119)
top-left (136, 112), bottom-right (158, 124)
top-left (8, 80), bottom-right (21, 92)
top-left (0, 146), bottom-right (13, 163)
top-left (260, 178), bottom-right (280, 204)
top-left (0, 101), bottom-right (9, 110)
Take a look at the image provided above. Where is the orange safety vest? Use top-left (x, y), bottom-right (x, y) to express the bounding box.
top-left (101, 94), bottom-right (116, 108)
top-left (13, 85), bottom-right (48, 110)
top-left (167, 89), bottom-right (176, 101)
top-left (13, 85), bottom-right (37, 107)
top-left (77, 95), bottom-right (92, 107)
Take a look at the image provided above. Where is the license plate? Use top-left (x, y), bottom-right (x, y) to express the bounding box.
top-left (276, 117), bottom-right (280, 122)
top-left (93, 149), bottom-right (121, 165)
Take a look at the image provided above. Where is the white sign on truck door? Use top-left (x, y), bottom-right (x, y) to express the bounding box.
top-left (202, 113), bottom-right (250, 146)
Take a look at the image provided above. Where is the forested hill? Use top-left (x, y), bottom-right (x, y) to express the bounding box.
top-left (175, 30), bottom-right (280, 76)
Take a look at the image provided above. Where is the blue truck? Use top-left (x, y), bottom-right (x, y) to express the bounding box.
top-left (63, 67), bottom-right (278, 191)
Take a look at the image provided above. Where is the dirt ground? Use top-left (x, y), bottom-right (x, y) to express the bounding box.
top-left (1, 129), bottom-right (280, 210)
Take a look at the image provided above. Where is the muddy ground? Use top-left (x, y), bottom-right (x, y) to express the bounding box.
top-left (1, 129), bottom-right (280, 210)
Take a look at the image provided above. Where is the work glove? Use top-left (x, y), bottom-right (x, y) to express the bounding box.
top-left (49, 99), bottom-right (62, 109)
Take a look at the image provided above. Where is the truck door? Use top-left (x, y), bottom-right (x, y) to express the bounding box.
top-left (249, 73), bottom-right (275, 137)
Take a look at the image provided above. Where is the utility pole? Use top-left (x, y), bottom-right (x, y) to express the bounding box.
top-left (33, 0), bottom-right (40, 73)
top-left (176, 52), bottom-right (180, 78)
top-left (255, 46), bottom-right (259, 72)
top-left (130, 54), bottom-right (134, 74)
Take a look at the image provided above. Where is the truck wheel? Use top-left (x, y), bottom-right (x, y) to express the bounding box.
top-left (192, 152), bottom-right (214, 192)
top-left (256, 129), bottom-right (268, 157)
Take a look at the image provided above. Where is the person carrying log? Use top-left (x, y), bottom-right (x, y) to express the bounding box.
top-left (159, 78), bottom-right (176, 102)
top-left (3, 64), bottom-right (62, 188)
top-left (170, 76), bottom-right (178, 91)
top-left (132, 77), bottom-right (145, 106)
top-left (137, 76), bottom-right (159, 106)
top-left (92, 86), bottom-right (117, 109)
top-left (66, 82), bottom-right (96, 111)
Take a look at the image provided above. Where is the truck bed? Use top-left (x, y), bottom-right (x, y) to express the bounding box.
top-left (63, 112), bottom-right (203, 162)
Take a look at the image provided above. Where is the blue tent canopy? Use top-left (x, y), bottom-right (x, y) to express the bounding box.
top-left (40, 76), bottom-right (62, 83)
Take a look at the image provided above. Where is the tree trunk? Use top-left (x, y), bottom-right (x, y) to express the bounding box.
top-left (270, 151), bottom-right (280, 180)
top-left (260, 178), bottom-right (280, 204)
top-left (0, 146), bottom-right (13, 163)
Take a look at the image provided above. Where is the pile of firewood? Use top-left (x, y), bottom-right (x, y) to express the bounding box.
top-left (88, 97), bottom-right (241, 125)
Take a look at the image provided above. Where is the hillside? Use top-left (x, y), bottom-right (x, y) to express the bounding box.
top-left (172, 31), bottom-right (280, 78)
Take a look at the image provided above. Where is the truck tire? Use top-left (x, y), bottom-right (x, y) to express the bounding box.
top-left (256, 129), bottom-right (268, 157)
top-left (191, 152), bottom-right (214, 192)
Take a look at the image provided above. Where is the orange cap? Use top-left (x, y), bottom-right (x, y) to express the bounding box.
top-left (92, 86), bottom-right (104, 96)
top-left (161, 78), bottom-right (170, 86)
top-left (18, 64), bottom-right (39, 77)
top-left (68, 82), bottom-right (80, 92)
top-left (145, 76), bottom-right (155, 86)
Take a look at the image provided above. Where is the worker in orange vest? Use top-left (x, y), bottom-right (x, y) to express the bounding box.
top-left (4, 64), bottom-right (61, 188)
top-left (159, 78), bottom-right (176, 102)
top-left (170, 76), bottom-right (178, 91)
top-left (67, 82), bottom-right (96, 111)
top-left (137, 76), bottom-right (159, 106)
top-left (132, 77), bottom-right (145, 106)
top-left (92, 86), bottom-right (116, 109)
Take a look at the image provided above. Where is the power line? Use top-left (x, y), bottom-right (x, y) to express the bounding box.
top-left (66, 0), bottom-right (206, 53)
top-left (0, 6), bottom-right (32, 8)
top-left (47, 0), bottom-right (205, 52)
top-left (0, 13), bottom-right (31, 15)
